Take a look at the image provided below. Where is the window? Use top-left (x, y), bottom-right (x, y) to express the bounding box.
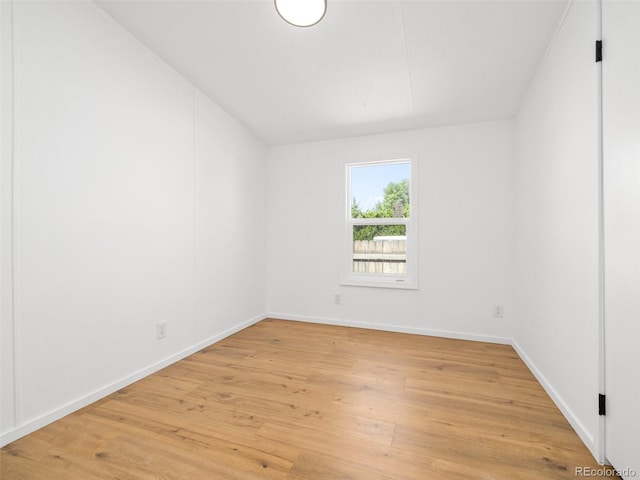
top-left (343, 159), bottom-right (418, 289)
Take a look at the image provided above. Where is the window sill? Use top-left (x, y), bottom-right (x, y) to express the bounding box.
top-left (340, 278), bottom-right (418, 290)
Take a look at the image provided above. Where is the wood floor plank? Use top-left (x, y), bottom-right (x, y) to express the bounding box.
top-left (286, 452), bottom-right (399, 480)
top-left (1, 319), bottom-right (618, 479)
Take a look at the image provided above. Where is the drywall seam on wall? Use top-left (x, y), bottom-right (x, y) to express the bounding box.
top-left (0, 0), bottom-right (18, 433)
top-left (11, 0), bottom-right (24, 433)
top-left (512, 339), bottom-right (596, 458)
top-left (267, 313), bottom-right (511, 345)
top-left (192, 88), bottom-right (197, 348)
top-left (11, 0), bottom-right (27, 433)
top-left (0, 313), bottom-right (266, 447)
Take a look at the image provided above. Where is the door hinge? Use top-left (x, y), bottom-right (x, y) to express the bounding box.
top-left (599, 393), bottom-right (606, 416)
top-left (596, 40), bottom-right (603, 62)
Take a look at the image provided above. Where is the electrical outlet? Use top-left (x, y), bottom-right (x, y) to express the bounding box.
top-left (157, 322), bottom-right (167, 340)
top-left (334, 294), bottom-right (342, 305)
top-left (493, 304), bottom-right (504, 318)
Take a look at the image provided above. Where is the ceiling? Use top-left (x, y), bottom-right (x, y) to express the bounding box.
top-left (96, 0), bottom-right (569, 146)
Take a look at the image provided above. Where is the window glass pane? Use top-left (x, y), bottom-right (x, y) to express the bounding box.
top-left (350, 163), bottom-right (410, 218)
top-left (352, 225), bottom-right (406, 275)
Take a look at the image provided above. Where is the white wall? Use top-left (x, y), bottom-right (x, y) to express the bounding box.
top-left (267, 121), bottom-right (514, 343)
top-left (513, 0), bottom-right (600, 457)
top-left (0, 1), bottom-right (266, 445)
top-left (195, 90), bottom-right (267, 338)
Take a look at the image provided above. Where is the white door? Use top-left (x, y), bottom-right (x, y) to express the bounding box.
top-left (603, 1), bottom-right (640, 478)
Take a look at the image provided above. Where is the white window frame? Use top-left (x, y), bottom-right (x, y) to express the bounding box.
top-left (342, 158), bottom-right (418, 290)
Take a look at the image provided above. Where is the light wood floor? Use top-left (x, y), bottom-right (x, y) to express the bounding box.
top-left (1, 319), bottom-right (617, 479)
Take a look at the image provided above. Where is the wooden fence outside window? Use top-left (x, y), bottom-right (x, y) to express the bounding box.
top-left (352, 239), bottom-right (407, 274)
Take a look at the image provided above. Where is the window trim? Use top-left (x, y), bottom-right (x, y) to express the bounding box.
top-left (342, 158), bottom-right (418, 290)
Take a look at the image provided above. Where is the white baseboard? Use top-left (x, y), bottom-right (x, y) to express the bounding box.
top-left (0, 314), bottom-right (265, 447)
top-left (266, 312), bottom-right (511, 345)
top-left (511, 339), bottom-right (597, 460)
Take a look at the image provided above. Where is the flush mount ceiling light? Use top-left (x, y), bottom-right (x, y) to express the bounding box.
top-left (275, 0), bottom-right (327, 27)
